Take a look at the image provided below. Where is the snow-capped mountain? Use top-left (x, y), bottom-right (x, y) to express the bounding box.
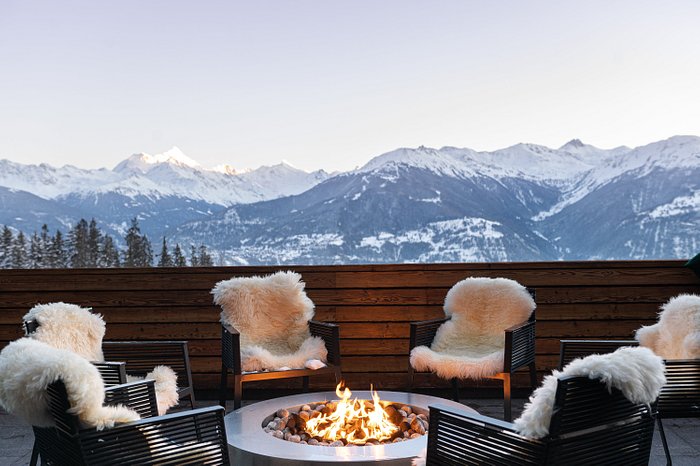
top-left (1, 137), bottom-right (698, 264)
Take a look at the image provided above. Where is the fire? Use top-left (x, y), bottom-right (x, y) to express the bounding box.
top-left (303, 382), bottom-right (399, 445)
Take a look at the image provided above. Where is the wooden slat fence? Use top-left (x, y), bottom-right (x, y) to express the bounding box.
top-left (0, 261), bottom-right (697, 394)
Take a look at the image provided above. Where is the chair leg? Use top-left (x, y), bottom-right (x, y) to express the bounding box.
top-left (502, 373), bottom-right (512, 422)
top-left (334, 367), bottom-right (342, 385)
top-left (657, 416), bottom-right (672, 465)
top-left (407, 366), bottom-right (414, 393)
top-left (218, 363), bottom-right (228, 408)
top-left (451, 378), bottom-right (460, 402)
top-left (302, 376), bottom-right (310, 392)
top-left (233, 375), bottom-right (243, 410)
top-left (529, 362), bottom-right (537, 390)
top-left (29, 442), bottom-right (39, 466)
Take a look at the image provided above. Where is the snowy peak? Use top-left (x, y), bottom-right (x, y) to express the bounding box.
top-left (560, 138), bottom-right (586, 150)
top-left (114, 146), bottom-right (200, 174)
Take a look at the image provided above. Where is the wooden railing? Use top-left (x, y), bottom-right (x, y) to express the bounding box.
top-left (1, 261), bottom-right (697, 393)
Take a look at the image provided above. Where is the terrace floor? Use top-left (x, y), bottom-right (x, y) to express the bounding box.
top-left (2, 396), bottom-right (698, 465)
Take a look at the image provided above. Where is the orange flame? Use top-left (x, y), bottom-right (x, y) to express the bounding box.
top-left (303, 382), bottom-right (399, 444)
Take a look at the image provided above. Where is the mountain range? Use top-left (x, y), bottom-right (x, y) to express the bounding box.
top-left (1, 136), bottom-right (698, 264)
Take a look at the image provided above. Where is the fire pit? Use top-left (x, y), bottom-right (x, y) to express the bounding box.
top-left (225, 389), bottom-right (474, 465)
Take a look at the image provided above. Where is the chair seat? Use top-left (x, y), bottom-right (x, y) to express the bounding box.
top-left (410, 344), bottom-right (504, 380)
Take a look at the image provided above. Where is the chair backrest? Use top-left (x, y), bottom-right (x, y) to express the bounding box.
top-left (546, 376), bottom-right (655, 464)
top-left (658, 359), bottom-right (700, 419)
top-left (212, 271), bottom-right (315, 353)
top-left (558, 340), bottom-right (639, 370)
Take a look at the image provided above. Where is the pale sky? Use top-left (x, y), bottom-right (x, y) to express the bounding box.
top-left (1, 0), bottom-right (700, 172)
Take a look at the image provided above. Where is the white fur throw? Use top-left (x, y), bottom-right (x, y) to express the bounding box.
top-left (23, 302), bottom-right (179, 414)
top-left (211, 271), bottom-right (328, 372)
top-left (635, 293), bottom-right (700, 359)
top-left (410, 277), bottom-right (535, 380)
top-left (23, 302), bottom-right (105, 361)
top-left (0, 338), bottom-right (140, 429)
top-left (514, 347), bottom-right (665, 439)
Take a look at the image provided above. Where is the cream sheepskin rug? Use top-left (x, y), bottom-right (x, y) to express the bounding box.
top-left (514, 346), bottom-right (665, 439)
top-left (0, 338), bottom-right (140, 429)
top-left (23, 302), bottom-right (179, 415)
top-left (635, 293), bottom-right (700, 359)
top-left (212, 271), bottom-right (327, 372)
top-left (410, 277), bottom-right (535, 380)
top-left (23, 302), bottom-right (105, 361)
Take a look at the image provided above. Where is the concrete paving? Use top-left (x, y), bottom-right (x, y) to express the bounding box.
top-left (2, 397), bottom-right (698, 465)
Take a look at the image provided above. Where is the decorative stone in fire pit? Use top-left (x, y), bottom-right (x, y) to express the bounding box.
top-left (225, 390), bottom-right (474, 465)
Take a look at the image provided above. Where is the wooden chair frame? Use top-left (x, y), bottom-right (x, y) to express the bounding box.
top-left (426, 376), bottom-right (656, 465)
top-left (408, 288), bottom-right (537, 421)
top-left (219, 320), bottom-right (342, 410)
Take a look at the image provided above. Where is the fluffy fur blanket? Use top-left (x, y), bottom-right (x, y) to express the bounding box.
top-left (514, 347), bottom-right (665, 439)
top-left (635, 293), bottom-right (700, 359)
top-left (0, 338), bottom-right (140, 429)
top-left (23, 302), bottom-right (105, 361)
top-left (410, 277), bottom-right (535, 380)
top-left (211, 271), bottom-right (327, 372)
top-left (23, 302), bottom-right (179, 415)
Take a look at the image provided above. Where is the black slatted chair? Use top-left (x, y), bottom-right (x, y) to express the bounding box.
top-left (220, 320), bottom-right (342, 410)
top-left (426, 376), bottom-right (656, 465)
top-left (25, 318), bottom-right (196, 410)
top-left (33, 379), bottom-right (229, 466)
top-left (102, 340), bottom-right (196, 409)
top-left (408, 288), bottom-right (537, 421)
top-left (558, 339), bottom-right (700, 465)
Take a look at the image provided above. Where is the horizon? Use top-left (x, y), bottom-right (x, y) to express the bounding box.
top-left (1, 133), bottom-right (697, 173)
top-left (1, 1), bottom-right (700, 172)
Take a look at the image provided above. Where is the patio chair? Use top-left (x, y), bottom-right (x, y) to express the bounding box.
top-left (0, 338), bottom-right (229, 466)
top-left (23, 302), bottom-right (194, 412)
top-left (408, 277), bottom-right (536, 421)
top-left (557, 293), bottom-right (700, 465)
top-left (424, 346), bottom-right (665, 465)
top-left (212, 271), bottom-right (342, 410)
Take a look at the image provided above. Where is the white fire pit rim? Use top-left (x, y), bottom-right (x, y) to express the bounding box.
top-left (225, 390), bottom-right (474, 465)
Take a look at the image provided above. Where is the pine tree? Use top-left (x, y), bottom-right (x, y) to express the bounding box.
top-left (189, 245), bottom-right (199, 267)
top-left (99, 235), bottom-right (121, 268)
top-left (69, 219), bottom-right (90, 268)
top-left (50, 230), bottom-right (69, 268)
top-left (123, 217), bottom-right (153, 267)
top-left (11, 231), bottom-right (28, 268)
top-left (198, 244), bottom-right (213, 266)
top-left (29, 232), bottom-right (42, 268)
top-left (157, 237), bottom-right (173, 267)
top-left (173, 243), bottom-right (187, 267)
top-left (87, 219), bottom-right (102, 267)
top-left (0, 225), bottom-right (13, 268)
top-left (39, 224), bottom-right (51, 268)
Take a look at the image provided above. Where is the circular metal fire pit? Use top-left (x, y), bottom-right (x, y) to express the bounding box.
top-left (225, 391), bottom-right (474, 465)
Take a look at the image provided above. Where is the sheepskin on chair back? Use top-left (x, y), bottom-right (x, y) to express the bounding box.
top-left (0, 338), bottom-right (139, 429)
top-left (23, 302), bottom-right (105, 361)
top-left (431, 277), bottom-right (535, 353)
top-left (635, 293), bottom-right (700, 359)
top-left (211, 271), bottom-right (315, 355)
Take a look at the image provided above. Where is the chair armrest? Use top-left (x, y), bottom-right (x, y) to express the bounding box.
top-left (102, 340), bottom-right (193, 395)
top-left (221, 323), bottom-right (243, 375)
top-left (104, 379), bottom-right (159, 418)
top-left (409, 318), bottom-right (449, 350)
top-left (558, 340), bottom-right (638, 370)
top-left (309, 320), bottom-right (341, 366)
top-left (91, 361), bottom-right (127, 386)
top-left (504, 320), bottom-right (536, 372)
top-left (80, 406), bottom-right (229, 465)
top-left (428, 403), bottom-right (546, 465)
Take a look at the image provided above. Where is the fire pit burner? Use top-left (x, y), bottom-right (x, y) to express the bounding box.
top-left (225, 390), bottom-right (474, 465)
